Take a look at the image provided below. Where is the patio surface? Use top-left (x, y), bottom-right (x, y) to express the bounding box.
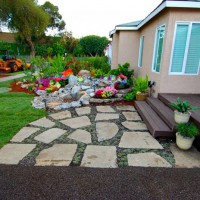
top-left (0, 105), bottom-right (200, 168)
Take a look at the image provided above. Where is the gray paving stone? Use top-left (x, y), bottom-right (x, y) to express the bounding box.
top-left (60, 116), bottom-right (91, 129)
top-left (34, 128), bottom-right (66, 144)
top-left (68, 129), bottom-right (92, 144)
top-left (122, 112), bottom-right (141, 121)
top-left (96, 122), bottom-right (119, 141)
top-left (35, 144), bottom-right (77, 166)
top-left (10, 127), bottom-right (40, 142)
top-left (29, 117), bottom-right (55, 128)
top-left (81, 145), bottom-right (117, 168)
top-left (0, 144), bottom-right (36, 164)
top-left (49, 110), bottom-right (71, 120)
top-left (95, 113), bottom-right (119, 121)
top-left (96, 106), bottom-right (116, 113)
top-left (127, 152), bottom-right (172, 167)
top-left (119, 131), bottom-right (163, 149)
top-left (122, 121), bottom-right (147, 130)
top-left (170, 143), bottom-right (200, 168)
top-left (116, 105), bottom-right (136, 111)
top-left (76, 107), bottom-right (91, 116)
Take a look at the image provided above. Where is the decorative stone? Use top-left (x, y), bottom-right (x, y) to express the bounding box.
top-left (170, 143), bottom-right (200, 168)
top-left (71, 101), bottom-right (81, 107)
top-left (95, 113), bottom-right (119, 121)
top-left (122, 112), bottom-right (141, 121)
top-left (119, 131), bottom-right (163, 149)
top-left (116, 105), bottom-right (136, 111)
top-left (34, 128), bottom-right (66, 144)
top-left (78, 70), bottom-right (91, 77)
top-left (60, 103), bottom-right (72, 109)
top-left (11, 127), bottom-right (40, 142)
top-left (35, 144), bottom-right (77, 166)
top-left (71, 85), bottom-right (81, 100)
top-left (79, 94), bottom-right (90, 105)
top-left (76, 107), bottom-right (91, 115)
top-left (49, 110), bottom-right (71, 120)
top-left (47, 102), bottom-right (62, 108)
top-left (0, 144), bottom-right (36, 164)
top-left (68, 75), bottom-right (78, 86)
top-left (122, 121), bottom-right (147, 130)
top-left (60, 116), bottom-right (91, 129)
top-left (29, 117), bottom-right (55, 128)
top-left (96, 122), bottom-right (119, 141)
top-left (127, 152), bottom-right (172, 168)
top-left (81, 85), bottom-right (91, 90)
top-left (59, 93), bottom-right (72, 100)
top-left (81, 145), bottom-right (117, 168)
top-left (96, 106), bottom-right (116, 113)
top-left (68, 129), bottom-right (92, 144)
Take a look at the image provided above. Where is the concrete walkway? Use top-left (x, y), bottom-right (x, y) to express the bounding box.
top-left (0, 105), bottom-right (200, 168)
top-left (0, 73), bottom-right (26, 82)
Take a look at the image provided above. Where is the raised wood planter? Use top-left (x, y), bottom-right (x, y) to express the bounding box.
top-left (136, 93), bottom-right (148, 101)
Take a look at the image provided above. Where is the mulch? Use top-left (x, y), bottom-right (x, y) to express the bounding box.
top-left (9, 82), bottom-right (37, 95)
top-left (0, 165), bottom-right (200, 200)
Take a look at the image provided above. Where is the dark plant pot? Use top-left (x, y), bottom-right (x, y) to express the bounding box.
top-left (136, 93), bottom-right (148, 101)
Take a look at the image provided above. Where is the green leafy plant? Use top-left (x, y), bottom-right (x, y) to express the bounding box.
top-left (134, 75), bottom-right (148, 93)
top-left (123, 91), bottom-right (136, 101)
top-left (169, 97), bottom-right (200, 113)
top-left (176, 123), bottom-right (199, 138)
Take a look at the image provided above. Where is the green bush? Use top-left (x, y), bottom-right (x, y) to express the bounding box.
top-left (134, 75), bottom-right (148, 93)
top-left (177, 123), bottom-right (199, 138)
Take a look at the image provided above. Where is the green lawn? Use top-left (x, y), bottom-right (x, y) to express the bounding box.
top-left (0, 80), bottom-right (46, 148)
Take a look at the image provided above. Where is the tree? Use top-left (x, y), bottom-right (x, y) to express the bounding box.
top-left (75, 35), bottom-right (109, 56)
top-left (0, 0), bottom-right (49, 56)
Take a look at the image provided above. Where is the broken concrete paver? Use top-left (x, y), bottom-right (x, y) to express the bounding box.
top-left (119, 131), bottom-right (163, 149)
top-left (11, 127), bottom-right (40, 142)
top-left (29, 117), bottom-right (55, 128)
top-left (95, 113), bottom-right (119, 121)
top-left (60, 116), bottom-right (91, 129)
top-left (122, 112), bottom-right (141, 121)
top-left (75, 107), bottom-right (91, 116)
top-left (96, 122), bottom-right (119, 142)
top-left (34, 128), bottom-right (66, 144)
top-left (68, 129), bottom-right (92, 144)
top-left (49, 110), bottom-right (71, 120)
top-left (122, 121), bottom-right (147, 130)
top-left (35, 144), bottom-right (77, 166)
top-left (127, 152), bottom-right (172, 167)
top-left (81, 145), bottom-right (117, 168)
top-left (170, 144), bottom-right (200, 168)
top-left (0, 144), bottom-right (36, 164)
top-left (96, 106), bottom-right (116, 113)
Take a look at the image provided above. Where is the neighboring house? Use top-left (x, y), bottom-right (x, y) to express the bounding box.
top-left (110, 0), bottom-right (200, 96)
top-left (104, 41), bottom-right (112, 64)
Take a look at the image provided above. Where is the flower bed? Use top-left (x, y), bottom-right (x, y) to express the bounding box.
top-left (95, 86), bottom-right (118, 98)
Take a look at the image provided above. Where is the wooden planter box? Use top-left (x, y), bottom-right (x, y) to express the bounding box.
top-left (136, 93), bottom-right (148, 101)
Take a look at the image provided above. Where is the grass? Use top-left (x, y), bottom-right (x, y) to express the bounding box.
top-left (0, 81), bottom-right (47, 148)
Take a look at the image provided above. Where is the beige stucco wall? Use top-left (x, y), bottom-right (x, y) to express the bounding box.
top-left (111, 32), bottom-right (119, 69)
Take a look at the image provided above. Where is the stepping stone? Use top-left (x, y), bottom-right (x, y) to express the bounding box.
top-left (29, 117), bottom-right (55, 128)
top-left (127, 152), bottom-right (172, 167)
top-left (60, 116), bottom-right (91, 129)
top-left (122, 121), bottom-right (147, 130)
top-left (34, 128), bottom-right (66, 144)
top-left (96, 122), bottom-right (119, 142)
top-left (116, 105), bottom-right (136, 111)
top-left (68, 129), bottom-right (92, 144)
top-left (96, 106), bottom-right (116, 113)
top-left (122, 112), bottom-right (141, 121)
top-left (76, 107), bottom-right (91, 116)
top-left (81, 145), bottom-right (117, 168)
top-left (95, 113), bottom-right (119, 121)
top-left (119, 131), bottom-right (163, 149)
top-left (35, 144), bottom-right (77, 166)
top-left (0, 144), bottom-right (36, 164)
top-left (10, 127), bottom-right (40, 142)
top-left (170, 143), bottom-right (200, 168)
top-left (49, 110), bottom-right (71, 120)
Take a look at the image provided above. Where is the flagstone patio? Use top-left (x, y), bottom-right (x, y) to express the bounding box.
top-left (0, 105), bottom-right (200, 168)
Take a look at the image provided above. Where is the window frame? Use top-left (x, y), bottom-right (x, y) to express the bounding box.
top-left (138, 35), bottom-right (144, 68)
top-left (152, 24), bottom-right (166, 73)
top-left (169, 21), bottom-right (200, 76)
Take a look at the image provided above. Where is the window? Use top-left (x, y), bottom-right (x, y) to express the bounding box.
top-left (170, 23), bottom-right (200, 75)
top-left (138, 36), bottom-right (144, 67)
top-left (152, 25), bottom-right (165, 73)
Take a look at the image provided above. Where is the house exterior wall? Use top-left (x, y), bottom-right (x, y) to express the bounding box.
top-left (111, 32), bottom-right (119, 69)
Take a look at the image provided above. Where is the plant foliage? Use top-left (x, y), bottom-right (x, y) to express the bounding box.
top-left (176, 123), bottom-right (199, 138)
top-left (134, 75), bottom-right (148, 93)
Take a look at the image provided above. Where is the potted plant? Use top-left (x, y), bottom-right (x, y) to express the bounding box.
top-left (134, 75), bottom-right (148, 101)
top-left (169, 97), bottom-right (200, 123)
top-left (176, 123), bottom-right (199, 150)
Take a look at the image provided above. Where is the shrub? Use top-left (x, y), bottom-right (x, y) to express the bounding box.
top-left (134, 75), bottom-right (148, 93)
top-left (177, 123), bottom-right (199, 138)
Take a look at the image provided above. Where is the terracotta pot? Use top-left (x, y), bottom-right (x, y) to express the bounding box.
top-left (174, 110), bottom-right (191, 124)
top-left (136, 93), bottom-right (148, 101)
top-left (176, 132), bottom-right (194, 150)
